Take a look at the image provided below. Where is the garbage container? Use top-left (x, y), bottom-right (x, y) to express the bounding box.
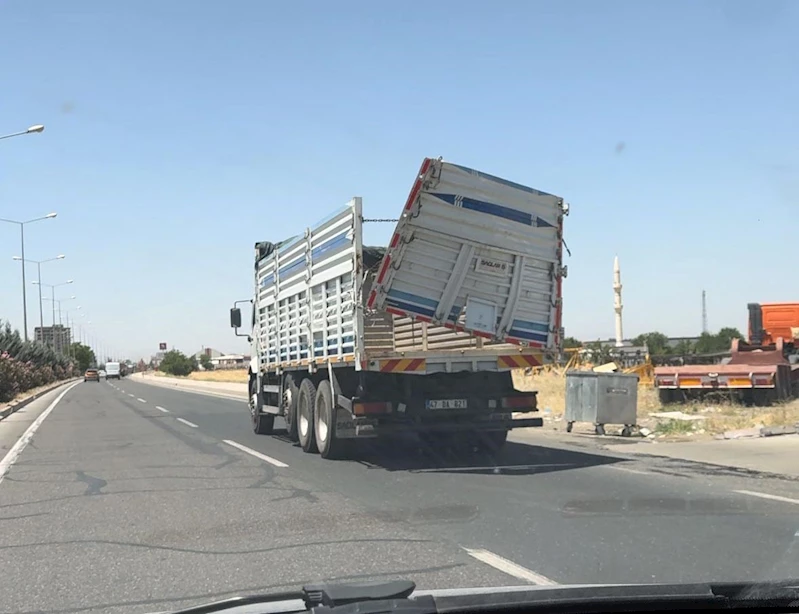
top-left (565, 371), bottom-right (639, 436)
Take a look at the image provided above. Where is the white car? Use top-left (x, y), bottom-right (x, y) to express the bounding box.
top-left (98, 370), bottom-right (107, 378)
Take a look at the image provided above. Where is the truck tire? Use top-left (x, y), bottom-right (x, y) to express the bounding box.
top-left (282, 374), bottom-right (300, 442)
top-left (314, 380), bottom-right (347, 460)
top-left (250, 378), bottom-right (274, 435)
top-left (297, 378), bottom-right (318, 453)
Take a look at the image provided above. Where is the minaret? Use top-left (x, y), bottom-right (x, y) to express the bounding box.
top-left (613, 256), bottom-right (624, 347)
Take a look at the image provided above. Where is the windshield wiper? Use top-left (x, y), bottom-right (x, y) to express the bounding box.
top-left (165, 580), bottom-right (424, 614)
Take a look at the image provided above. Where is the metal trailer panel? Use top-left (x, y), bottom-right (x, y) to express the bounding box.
top-left (565, 371), bottom-right (638, 426)
top-left (366, 158), bottom-right (567, 352)
top-left (252, 159), bottom-right (567, 376)
top-left (255, 198), bottom-right (364, 372)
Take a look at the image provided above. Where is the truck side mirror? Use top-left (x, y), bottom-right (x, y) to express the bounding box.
top-left (230, 307), bottom-right (242, 329)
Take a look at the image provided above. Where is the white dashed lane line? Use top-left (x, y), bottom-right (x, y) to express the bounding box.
top-left (137, 398), bottom-right (147, 403)
top-left (462, 547), bottom-right (558, 586)
top-left (734, 490), bottom-right (799, 506)
top-left (223, 439), bottom-right (288, 468)
top-left (176, 418), bottom-right (198, 428)
top-left (155, 406), bottom-right (169, 413)
top-left (128, 393), bottom-right (135, 398)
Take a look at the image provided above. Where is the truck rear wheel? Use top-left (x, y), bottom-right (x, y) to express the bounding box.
top-left (297, 378), bottom-right (318, 453)
top-left (315, 380), bottom-right (347, 460)
top-left (250, 378), bottom-right (274, 435)
top-left (282, 374), bottom-right (300, 441)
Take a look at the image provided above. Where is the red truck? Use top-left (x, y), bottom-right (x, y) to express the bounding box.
top-left (654, 302), bottom-right (799, 405)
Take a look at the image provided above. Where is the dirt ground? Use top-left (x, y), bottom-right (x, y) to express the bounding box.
top-left (512, 369), bottom-right (799, 439)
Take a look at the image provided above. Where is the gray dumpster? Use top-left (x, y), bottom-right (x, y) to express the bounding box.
top-left (565, 371), bottom-right (638, 436)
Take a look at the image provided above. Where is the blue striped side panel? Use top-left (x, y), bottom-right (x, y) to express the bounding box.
top-left (430, 193), bottom-right (554, 229)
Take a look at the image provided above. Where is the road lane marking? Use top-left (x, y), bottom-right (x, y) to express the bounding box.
top-left (223, 439), bottom-right (288, 468)
top-left (128, 393), bottom-right (135, 398)
top-left (413, 463), bottom-right (574, 474)
top-left (156, 406), bottom-right (169, 413)
top-left (0, 381), bottom-right (82, 485)
top-left (607, 465), bottom-right (652, 477)
top-left (137, 398), bottom-right (147, 403)
top-left (734, 490), bottom-right (799, 506)
top-left (463, 547), bottom-right (558, 586)
top-left (176, 418), bottom-right (198, 428)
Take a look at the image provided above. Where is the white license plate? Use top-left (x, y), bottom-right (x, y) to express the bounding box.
top-left (425, 399), bottom-right (468, 410)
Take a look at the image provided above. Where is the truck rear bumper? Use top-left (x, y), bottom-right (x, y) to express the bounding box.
top-left (349, 416), bottom-right (543, 438)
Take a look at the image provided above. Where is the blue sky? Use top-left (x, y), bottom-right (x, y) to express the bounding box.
top-left (1, 0), bottom-right (796, 361)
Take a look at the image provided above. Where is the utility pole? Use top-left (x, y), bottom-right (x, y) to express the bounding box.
top-left (701, 289), bottom-right (708, 334)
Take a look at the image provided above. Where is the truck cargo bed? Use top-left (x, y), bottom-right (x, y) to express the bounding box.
top-left (254, 158), bottom-right (568, 375)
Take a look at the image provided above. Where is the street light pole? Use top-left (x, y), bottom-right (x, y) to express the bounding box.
top-left (34, 279), bottom-right (73, 352)
top-left (1, 213), bottom-right (58, 341)
top-left (0, 124), bottom-right (45, 141)
top-left (12, 255), bottom-right (65, 343)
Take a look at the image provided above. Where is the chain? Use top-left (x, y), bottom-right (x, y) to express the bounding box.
top-left (362, 218), bottom-right (399, 223)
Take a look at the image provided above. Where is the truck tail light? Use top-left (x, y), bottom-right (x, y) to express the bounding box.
top-left (353, 401), bottom-right (392, 416)
top-left (500, 395), bottom-right (537, 409)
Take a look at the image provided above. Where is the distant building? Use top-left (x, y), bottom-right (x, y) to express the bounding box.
top-left (192, 347), bottom-right (225, 361)
top-left (212, 354), bottom-right (248, 369)
top-left (34, 325), bottom-right (71, 353)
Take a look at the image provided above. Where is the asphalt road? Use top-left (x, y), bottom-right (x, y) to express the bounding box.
top-left (2, 379), bottom-right (799, 614)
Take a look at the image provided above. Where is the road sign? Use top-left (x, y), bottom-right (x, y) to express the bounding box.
top-left (159, 342), bottom-right (167, 350)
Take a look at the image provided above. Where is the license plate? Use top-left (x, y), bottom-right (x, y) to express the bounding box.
top-left (425, 399), bottom-right (468, 410)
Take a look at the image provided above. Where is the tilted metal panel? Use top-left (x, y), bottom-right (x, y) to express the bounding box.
top-left (367, 158), bottom-right (565, 351)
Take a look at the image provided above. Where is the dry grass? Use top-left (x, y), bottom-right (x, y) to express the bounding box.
top-left (512, 368), bottom-right (799, 436)
top-left (186, 369), bottom-right (249, 383)
top-left (150, 369), bottom-right (249, 383)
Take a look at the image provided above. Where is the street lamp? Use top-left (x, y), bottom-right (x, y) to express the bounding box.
top-left (63, 307), bottom-right (82, 358)
top-left (33, 279), bottom-right (73, 351)
top-left (0, 213), bottom-right (58, 341)
top-left (0, 124), bottom-right (45, 141)
top-left (12, 254), bottom-right (65, 340)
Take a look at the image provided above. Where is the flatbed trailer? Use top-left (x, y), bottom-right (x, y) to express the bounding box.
top-left (231, 157), bottom-right (569, 458)
top-left (654, 303), bottom-right (799, 405)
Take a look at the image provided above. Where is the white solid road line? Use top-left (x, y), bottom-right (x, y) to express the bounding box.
top-left (734, 489), bottom-right (799, 506)
top-left (223, 439), bottom-right (288, 468)
top-left (176, 418), bottom-right (198, 428)
top-left (463, 548), bottom-right (558, 586)
top-left (155, 406), bottom-right (169, 413)
top-left (0, 381), bottom-right (81, 485)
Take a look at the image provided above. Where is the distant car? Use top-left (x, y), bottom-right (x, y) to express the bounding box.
top-left (84, 369), bottom-right (100, 382)
top-left (98, 370), bottom-right (107, 378)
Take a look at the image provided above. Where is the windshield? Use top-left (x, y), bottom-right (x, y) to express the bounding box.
top-left (1, 1), bottom-right (798, 613)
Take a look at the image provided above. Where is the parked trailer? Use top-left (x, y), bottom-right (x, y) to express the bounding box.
top-left (230, 157), bottom-right (569, 458)
top-left (654, 302), bottom-right (799, 405)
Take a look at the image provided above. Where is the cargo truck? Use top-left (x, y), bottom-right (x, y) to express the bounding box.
top-left (230, 157), bottom-right (569, 458)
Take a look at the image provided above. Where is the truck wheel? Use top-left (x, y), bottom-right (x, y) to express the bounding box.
top-left (250, 378), bottom-right (274, 435)
top-left (282, 374), bottom-right (300, 442)
top-left (315, 380), bottom-right (346, 460)
top-left (297, 379), bottom-right (318, 453)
